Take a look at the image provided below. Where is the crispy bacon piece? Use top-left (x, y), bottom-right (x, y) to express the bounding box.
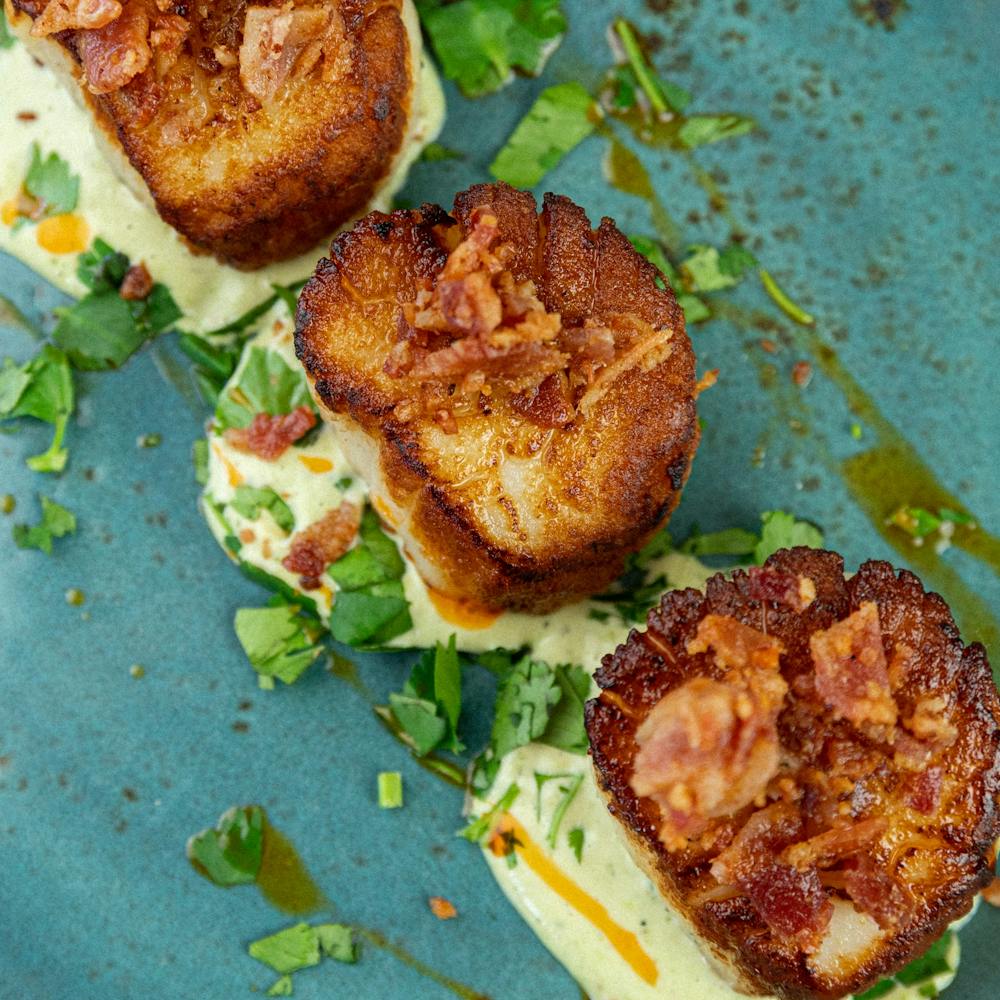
top-left (747, 566), bottom-right (817, 611)
top-left (238, 3), bottom-right (333, 105)
top-left (76, 0), bottom-right (154, 94)
top-left (31, 0), bottom-right (121, 36)
top-left (223, 406), bottom-right (317, 461)
top-left (587, 547), bottom-right (1000, 999)
top-left (118, 262), bottom-right (152, 300)
top-left (811, 602), bottom-right (898, 733)
top-left (281, 500), bottom-right (360, 589)
top-left (632, 670), bottom-right (787, 848)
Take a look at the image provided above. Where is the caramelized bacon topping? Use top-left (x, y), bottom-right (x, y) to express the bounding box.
top-left (118, 262), bottom-right (153, 300)
top-left (810, 602), bottom-right (898, 733)
top-left (282, 500), bottom-right (361, 589)
top-left (687, 613), bottom-right (785, 674)
top-left (78, 0), bottom-right (153, 94)
top-left (238, 3), bottom-right (335, 105)
top-left (746, 566), bottom-right (817, 611)
top-left (31, 0), bottom-right (122, 36)
top-left (223, 405), bottom-right (317, 461)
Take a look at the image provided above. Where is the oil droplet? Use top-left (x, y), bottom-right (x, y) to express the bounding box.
top-left (36, 213), bottom-right (89, 254)
top-left (129, 664), bottom-right (145, 679)
top-left (427, 587), bottom-right (502, 630)
top-left (1, 494), bottom-right (15, 515)
top-left (64, 587), bottom-right (85, 606)
top-left (327, 651), bottom-right (370, 698)
top-left (255, 815), bottom-right (326, 915)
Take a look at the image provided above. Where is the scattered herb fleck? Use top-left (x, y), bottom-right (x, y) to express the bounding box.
top-left (490, 82), bottom-right (598, 188)
top-left (230, 485), bottom-right (295, 534)
top-left (378, 771), bottom-right (404, 809)
top-left (11, 494), bottom-right (75, 553)
top-left (419, 142), bottom-right (464, 163)
top-left (136, 432), bottom-right (161, 448)
top-left (64, 587), bottom-right (85, 606)
top-left (187, 804), bottom-right (264, 887)
top-left (567, 826), bottom-right (585, 862)
top-left (234, 603), bottom-right (324, 688)
top-left (387, 636), bottom-right (463, 756)
top-left (759, 269), bottom-right (814, 326)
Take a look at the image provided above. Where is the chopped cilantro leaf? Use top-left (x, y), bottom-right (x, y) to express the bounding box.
top-left (754, 510), bottom-right (823, 564)
top-left (718, 244), bottom-right (759, 278)
top-left (613, 18), bottom-right (691, 115)
top-left (490, 82), bottom-right (598, 188)
top-left (377, 771), bottom-right (404, 809)
top-left (53, 240), bottom-right (181, 370)
top-left (192, 439), bottom-right (209, 485)
top-left (592, 524), bottom-right (672, 623)
top-left (458, 783), bottom-right (520, 842)
top-left (535, 771), bottom-right (583, 849)
top-left (186, 805), bottom-right (264, 887)
top-left (177, 332), bottom-right (242, 407)
top-left (0, 344), bottom-right (74, 472)
top-left (629, 235), bottom-right (712, 325)
top-left (417, 0), bottom-right (566, 98)
top-left (679, 525), bottom-right (759, 558)
top-left (681, 244), bottom-right (745, 292)
top-left (567, 827), bottom-right (584, 862)
top-left (249, 923), bottom-right (322, 976)
top-left (540, 664), bottom-right (590, 754)
top-left (266, 976), bottom-right (293, 997)
top-left (215, 346), bottom-right (314, 431)
top-left (388, 636), bottom-right (463, 755)
top-left (857, 930), bottom-right (956, 999)
top-left (24, 144), bottom-right (79, 217)
top-left (0, 5), bottom-right (15, 48)
top-left (230, 485), bottom-right (295, 534)
top-left (315, 924), bottom-right (357, 963)
top-left (327, 507), bottom-right (411, 648)
top-left (677, 114), bottom-right (755, 148)
top-left (234, 605), bottom-right (324, 687)
top-left (12, 494), bottom-right (75, 554)
top-left (419, 142), bottom-right (464, 163)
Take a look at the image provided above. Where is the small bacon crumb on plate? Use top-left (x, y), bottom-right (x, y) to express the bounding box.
top-left (428, 896), bottom-right (458, 920)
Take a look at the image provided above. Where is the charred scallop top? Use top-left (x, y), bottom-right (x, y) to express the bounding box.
top-left (294, 182), bottom-right (699, 612)
top-left (586, 547), bottom-right (1000, 999)
top-left (11, 0), bottom-right (414, 266)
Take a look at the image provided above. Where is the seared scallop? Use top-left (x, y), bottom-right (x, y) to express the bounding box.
top-left (295, 182), bottom-right (699, 613)
top-left (5, 0), bottom-right (432, 268)
top-left (586, 547), bottom-right (1000, 999)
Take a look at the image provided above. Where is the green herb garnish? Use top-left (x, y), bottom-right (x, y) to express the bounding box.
top-left (234, 603), bottom-right (324, 688)
top-left (327, 507), bottom-right (411, 648)
top-left (52, 239), bottom-right (181, 370)
top-left (857, 930), bottom-right (957, 999)
top-left (230, 485), bottom-right (295, 534)
top-left (417, 0), bottom-right (566, 98)
top-left (490, 82), bottom-right (598, 188)
top-left (0, 344), bottom-right (74, 472)
top-left (567, 827), bottom-right (585, 862)
top-left (613, 19), bottom-right (691, 116)
top-left (759, 268), bottom-right (814, 326)
top-left (419, 142), bottom-right (464, 163)
top-left (12, 494), bottom-right (75, 553)
top-left (458, 783), bottom-right (520, 842)
top-left (388, 636), bottom-right (463, 756)
top-left (186, 805), bottom-right (264, 887)
top-left (0, 5), bottom-right (15, 48)
top-left (248, 922), bottom-right (357, 981)
top-left (535, 771), bottom-right (583, 849)
top-left (23, 144), bottom-right (79, 218)
top-left (754, 510), bottom-right (823, 564)
top-left (677, 114), bottom-right (756, 148)
top-left (214, 346), bottom-right (314, 431)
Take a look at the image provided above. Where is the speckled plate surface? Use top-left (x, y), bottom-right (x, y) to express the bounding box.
top-left (2, 3), bottom-right (999, 998)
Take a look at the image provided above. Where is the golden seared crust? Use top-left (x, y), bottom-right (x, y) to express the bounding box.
top-left (9, 0), bottom-right (414, 268)
top-left (295, 183), bottom-right (699, 613)
top-left (586, 548), bottom-right (1000, 999)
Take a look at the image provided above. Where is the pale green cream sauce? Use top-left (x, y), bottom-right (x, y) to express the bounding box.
top-left (0, 31), bottom-right (965, 1000)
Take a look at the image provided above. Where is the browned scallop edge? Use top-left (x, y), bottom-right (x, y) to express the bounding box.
top-left (11, 0), bottom-right (414, 268)
top-left (294, 188), bottom-right (700, 611)
top-left (585, 547), bottom-right (1000, 1000)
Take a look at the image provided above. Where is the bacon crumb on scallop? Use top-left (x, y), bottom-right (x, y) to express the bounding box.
top-left (585, 547), bottom-right (1000, 1000)
top-left (294, 182), bottom-right (699, 613)
top-left (5, 0), bottom-right (424, 267)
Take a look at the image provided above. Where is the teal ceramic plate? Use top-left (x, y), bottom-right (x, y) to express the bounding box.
top-left (2, 3), bottom-right (998, 997)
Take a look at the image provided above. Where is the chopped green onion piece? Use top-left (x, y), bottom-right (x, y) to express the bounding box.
top-left (759, 269), bottom-right (815, 326)
top-left (378, 771), bottom-right (404, 809)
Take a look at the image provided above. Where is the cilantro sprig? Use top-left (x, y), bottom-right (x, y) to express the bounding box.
top-left (248, 921), bottom-right (357, 995)
top-left (490, 82), bottom-right (598, 188)
top-left (230, 485), bottom-right (295, 534)
top-left (53, 238), bottom-right (181, 370)
top-left (214, 345), bottom-right (314, 432)
top-left (15, 144), bottom-right (80, 224)
top-left (417, 0), bottom-right (566, 98)
top-left (234, 603), bottom-right (325, 688)
top-left (0, 344), bottom-right (74, 472)
top-left (387, 637), bottom-right (463, 756)
top-left (11, 494), bottom-right (76, 554)
top-left (187, 805), bottom-right (264, 887)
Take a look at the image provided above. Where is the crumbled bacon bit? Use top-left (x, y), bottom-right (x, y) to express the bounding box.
top-left (16, 112), bottom-right (38, 122)
top-left (239, 3), bottom-right (334, 105)
top-left (905, 766), bottom-right (942, 814)
top-left (694, 368), bottom-right (719, 395)
top-left (810, 602), bottom-right (898, 732)
top-left (78, 0), bottom-right (153, 94)
top-left (118, 262), bottom-right (153, 300)
top-left (759, 338), bottom-right (777, 354)
top-left (687, 614), bottom-right (785, 674)
top-left (281, 500), bottom-right (360, 589)
top-left (843, 855), bottom-right (912, 929)
top-left (746, 567), bottom-right (817, 611)
top-left (791, 360), bottom-right (813, 387)
top-left (903, 695), bottom-right (958, 747)
top-left (31, 0), bottom-right (122, 37)
top-left (782, 817), bottom-right (887, 870)
top-left (223, 406), bottom-right (317, 461)
top-left (631, 668), bottom-right (788, 848)
top-left (428, 896), bottom-right (457, 920)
